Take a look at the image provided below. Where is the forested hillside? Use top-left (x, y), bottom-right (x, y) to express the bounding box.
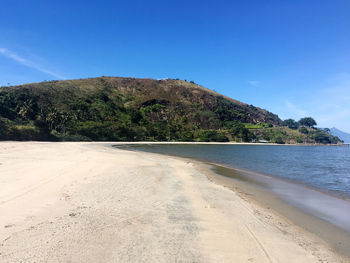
top-left (0, 77), bottom-right (341, 144)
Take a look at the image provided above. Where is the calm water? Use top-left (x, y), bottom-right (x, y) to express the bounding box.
top-left (119, 144), bottom-right (350, 199)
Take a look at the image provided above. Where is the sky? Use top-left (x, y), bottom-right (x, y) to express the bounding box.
top-left (1, 0), bottom-right (349, 132)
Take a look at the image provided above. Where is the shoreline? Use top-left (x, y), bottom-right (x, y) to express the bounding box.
top-left (0, 142), bottom-right (348, 262)
top-left (113, 142), bottom-right (350, 257)
top-left (1, 140), bottom-right (345, 146)
top-left (114, 142), bottom-right (350, 202)
top-left (203, 163), bottom-right (350, 257)
top-left (108, 141), bottom-right (346, 146)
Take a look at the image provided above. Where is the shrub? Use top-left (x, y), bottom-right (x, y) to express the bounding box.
top-left (231, 122), bottom-right (255, 142)
top-left (299, 127), bottom-right (308, 134)
top-left (273, 135), bottom-right (285, 144)
top-left (195, 130), bottom-right (229, 142)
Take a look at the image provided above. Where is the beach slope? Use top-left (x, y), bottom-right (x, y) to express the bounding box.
top-left (0, 142), bottom-right (347, 262)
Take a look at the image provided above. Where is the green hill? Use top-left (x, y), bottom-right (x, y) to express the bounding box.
top-left (0, 76), bottom-right (342, 144)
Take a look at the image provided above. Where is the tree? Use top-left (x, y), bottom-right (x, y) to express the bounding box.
top-left (230, 121), bottom-right (254, 142)
top-left (323, 128), bottom-right (330, 133)
top-left (298, 117), bottom-right (317, 128)
top-left (314, 130), bottom-right (331, 144)
top-left (299, 127), bottom-right (308, 134)
top-left (273, 135), bottom-right (285, 144)
top-left (282, 119), bottom-right (299, 129)
top-left (0, 119), bottom-right (9, 139)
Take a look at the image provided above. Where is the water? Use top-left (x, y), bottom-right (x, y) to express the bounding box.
top-left (119, 144), bottom-right (350, 199)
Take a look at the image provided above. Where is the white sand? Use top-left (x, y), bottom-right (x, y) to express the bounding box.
top-left (0, 142), bottom-right (347, 262)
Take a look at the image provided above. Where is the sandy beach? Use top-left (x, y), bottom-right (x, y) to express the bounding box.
top-left (0, 142), bottom-right (348, 262)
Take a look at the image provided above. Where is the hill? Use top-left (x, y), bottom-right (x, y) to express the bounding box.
top-left (330, 128), bottom-right (350, 143)
top-left (0, 76), bottom-right (342, 144)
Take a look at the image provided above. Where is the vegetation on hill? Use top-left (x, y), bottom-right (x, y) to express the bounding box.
top-left (250, 126), bottom-right (341, 144)
top-left (0, 77), bottom-right (342, 144)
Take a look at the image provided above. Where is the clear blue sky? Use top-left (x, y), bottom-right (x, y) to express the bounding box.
top-left (1, 0), bottom-right (349, 132)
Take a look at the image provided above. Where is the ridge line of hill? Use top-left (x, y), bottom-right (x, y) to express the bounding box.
top-left (0, 76), bottom-right (342, 144)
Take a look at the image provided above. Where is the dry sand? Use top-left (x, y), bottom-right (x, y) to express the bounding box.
top-left (0, 142), bottom-right (348, 262)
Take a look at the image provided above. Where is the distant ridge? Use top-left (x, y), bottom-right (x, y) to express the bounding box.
top-left (330, 128), bottom-right (350, 143)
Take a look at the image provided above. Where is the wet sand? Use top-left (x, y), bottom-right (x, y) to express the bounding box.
top-left (0, 142), bottom-right (348, 262)
top-left (205, 164), bottom-right (350, 258)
